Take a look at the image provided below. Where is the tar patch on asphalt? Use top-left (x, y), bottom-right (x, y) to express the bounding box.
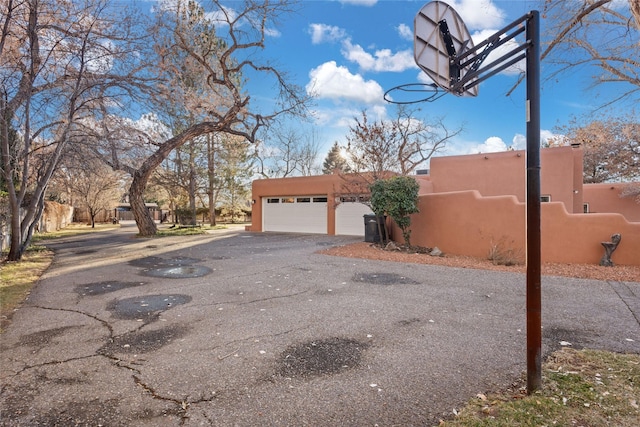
top-left (75, 281), bottom-right (146, 296)
top-left (352, 272), bottom-right (419, 285)
top-left (128, 256), bottom-right (202, 268)
top-left (107, 294), bottom-right (192, 320)
top-left (18, 326), bottom-right (81, 347)
top-left (277, 337), bottom-right (369, 378)
top-left (139, 265), bottom-right (213, 279)
top-left (99, 324), bottom-right (190, 355)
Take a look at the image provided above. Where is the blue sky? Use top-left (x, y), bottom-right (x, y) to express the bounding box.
top-left (247, 0), bottom-right (615, 160)
top-left (147, 0), bottom-right (630, 164)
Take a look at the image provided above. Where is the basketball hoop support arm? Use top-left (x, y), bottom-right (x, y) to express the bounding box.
top-left (439, 13), bottom-right (531, 96)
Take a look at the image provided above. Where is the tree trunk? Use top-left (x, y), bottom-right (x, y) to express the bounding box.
top-left (7, 201), bottom-right (23, 261)
top-left (189, 143), bottom-right (197, 226)
top-left (129, 170), bottom-right (157, 236)
top-left (207, 133), bottom-right (216, 226)
top-left (127, 122), bottom-right (226, 235)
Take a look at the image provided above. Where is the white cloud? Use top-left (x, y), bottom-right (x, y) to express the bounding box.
top-left (468, 136), bottom-right (508, 153)
top-left (513, 130), bottom-right (564, 149)
top-left (541, 129), bottom-right (561, 146)
top-left (417, 71), bottom-right (435, 85)
top-left (308, 23), bottom-right (347, 44)
top-left (342, 39), bottom-right (417, 72)
top-left (205, 5), bottom-right (238, 26)
top-left (134, 113), bottom-right (172, 140)
top-left (265, 27), bottom-right (281, 38)
top-left (447, 0), bottom-right (506, 30)
top-left (397, 23), bottom-right (413, 41)
top-left (512, 134), bottom-right (526, 150)
top-left (306, 61), bottom-right (385, 104)
top-left (470, 29), bottom-right (524, 75)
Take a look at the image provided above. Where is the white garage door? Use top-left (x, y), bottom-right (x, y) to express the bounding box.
top-left (335, 202), bottom-right (373, 236)
top-left (263, 196), bottom-right (328, 234)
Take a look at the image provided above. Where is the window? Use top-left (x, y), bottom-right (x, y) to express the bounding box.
top-left (297, 197), bottom-right (311, 203)
top-left (281, 197), bottom-right (295, 203)
top-left (340, 196), bottom-right (357, 203)
top-left (339, 195), bottom-right (370, 203)
top-left (267, 198), bottom-right (279, 204)
top-left (583, 203), bottom-right (590, 213)
top-left (540, 195), bottom-right (551, 203)
top-left (313, 197), bottom-right (328, 203)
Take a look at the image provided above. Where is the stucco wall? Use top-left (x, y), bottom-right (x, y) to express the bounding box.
top-left (583, 183), bottom-right (640, 222)
top-left (406, 190), bottom-right (639, 266)
top-left (428, 146), bottom-right (584, 213)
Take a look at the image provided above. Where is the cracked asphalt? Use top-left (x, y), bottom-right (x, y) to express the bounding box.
top-left (1, 223), bottom-right (639, 426)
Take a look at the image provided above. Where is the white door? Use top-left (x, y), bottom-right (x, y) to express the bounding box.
top-left (335, 202), bottom-right (373, 236)
top-left (262, 196), bottom-right (328, 234)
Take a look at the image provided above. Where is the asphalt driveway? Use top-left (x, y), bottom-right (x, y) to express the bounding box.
top-left (1, 224), bottom-right (639, 426)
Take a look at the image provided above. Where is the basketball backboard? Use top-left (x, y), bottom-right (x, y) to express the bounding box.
top-left (414, 1), bottom-right (478, 96)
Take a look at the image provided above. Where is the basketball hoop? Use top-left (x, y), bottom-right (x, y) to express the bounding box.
top-left (414, 1), bottom-right (478, 97)
top-left (383, 82), bottom-right (446, 104)
top-left (404, 0), bottom-right (544, 395)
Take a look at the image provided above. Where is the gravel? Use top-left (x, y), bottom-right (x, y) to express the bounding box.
top-left (320, 242), bottom-right (640, 283)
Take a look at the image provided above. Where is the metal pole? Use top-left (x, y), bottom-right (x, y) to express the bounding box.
top-left (525, 10), bottom-right (542, 394)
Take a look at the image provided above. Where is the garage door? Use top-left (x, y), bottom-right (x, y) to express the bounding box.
top-left (335, 202), bottom-right (373, 236)
top-left (263, 196), bottom-right (328, 234)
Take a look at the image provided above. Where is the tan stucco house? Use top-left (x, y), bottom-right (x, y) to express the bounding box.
top-left (249, 145), bottom-right (640, 266)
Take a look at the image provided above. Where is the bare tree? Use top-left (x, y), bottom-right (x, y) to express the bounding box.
top-left (345, 106), bottom-right (461, 178)
top-left (151, 138), bottom-right (208, 225)
top-left (254, 126), bottom-right (321, 178)
top-left (557, 114), bottom-right (640, 183)
top-left (1, 0), bottom-right (151, 260)
top-left (206, 133), bottom-right (218, 225)
top-left (70, 162), bottom-right (123, 228)
top-left (509, 1), bottom-right (640, 105)
top-left (218, 135), bottom-right (254, 223)
top-left (94, 0), bottom-right (309, 236)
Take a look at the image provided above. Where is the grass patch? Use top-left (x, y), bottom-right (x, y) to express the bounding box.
top-left (31, 222), bottom-right (120, 241)
top-left (441, 348), bottom-right (640, 426)
top-left (0, 245), bottom-right (53, 333)
top-left (153, 224), bottom-right (228, 237)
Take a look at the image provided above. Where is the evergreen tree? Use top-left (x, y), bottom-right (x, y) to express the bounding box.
top-left (322, 142), bottom-right (350, 174)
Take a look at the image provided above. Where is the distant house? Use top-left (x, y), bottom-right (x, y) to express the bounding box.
top-left (249, 146), bottom-right (640, 266)
top-left (114, 203), bottom-right (160, 221)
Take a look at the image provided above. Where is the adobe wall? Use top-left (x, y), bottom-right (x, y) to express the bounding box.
top-left (408, 190), bottom-right (525, 260)
top-left (406, 190), bottom-right (640, 266)
top-left (428, 146), bottom-right (584, 213)
top-left (40, 201), bottom-right (74, 232)
top-left (583, 183), bottom-right (640, 222)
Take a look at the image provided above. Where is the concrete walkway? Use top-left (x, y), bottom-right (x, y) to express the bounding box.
top-left (1, 224), bottom-right (639, 426)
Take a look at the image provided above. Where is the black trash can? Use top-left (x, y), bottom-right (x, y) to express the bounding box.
top-left (364, 214), bottom-right (386, 243)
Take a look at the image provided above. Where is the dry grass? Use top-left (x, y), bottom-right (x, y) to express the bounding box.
top-left (441, 348), bottom-right (640, 426)
top-left (0, 246), bottom-right (53, 332)
top-left (2, 222), bottom-right (117, 332)
top-left (32, 222), bottom-right (120, 241)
